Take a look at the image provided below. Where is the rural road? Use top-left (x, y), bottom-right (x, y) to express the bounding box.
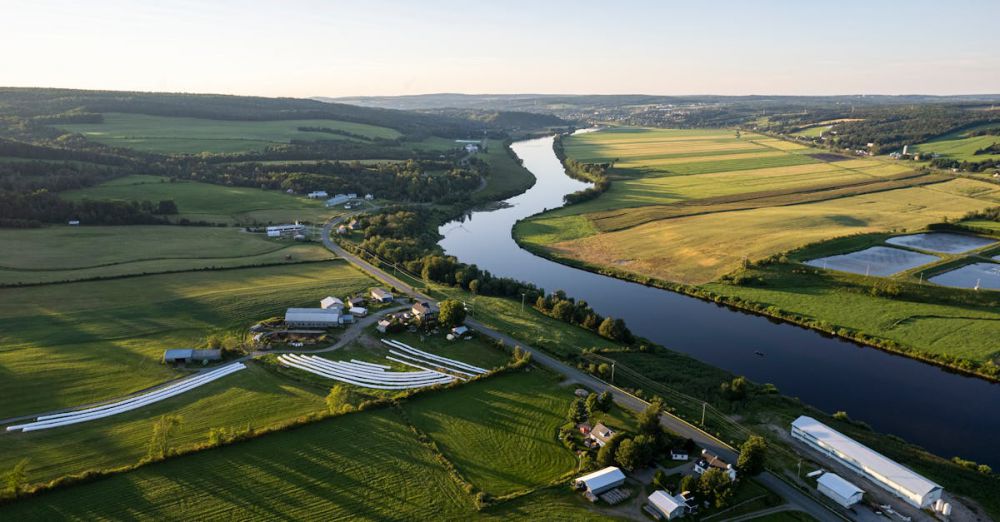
top-left (320, 217), bottom-right (845, 522)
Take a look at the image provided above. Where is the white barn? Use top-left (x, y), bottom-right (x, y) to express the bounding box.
top-left (284, 308), bottom-right (341, 328)
top-left (320, 296), bottom-right (344, 310)
top-left (791, 416), bottom-right (942, 508)
top-left (648, 490), bottom-right (687, 520)
top-left (573, 466), bottom-right (625, 495)
top-left (816, 473), bottom-right (864, 508)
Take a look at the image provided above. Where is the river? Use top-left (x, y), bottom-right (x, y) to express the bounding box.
top-left (439, 134), bottom-right (1000, 468)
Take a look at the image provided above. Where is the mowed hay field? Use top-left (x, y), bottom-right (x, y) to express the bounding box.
top-left (518, 127), bottom-right (1000, 284)
top-left (401, 370), bottom-right (577, 496)
top-left (62, 175), bottom-right (341, 224)
top-left (0, 375), bottom-right (611, 521)
top-left (58, 113), bottom-right (402, 154)
top-left (551, 181), bottom-right (995, 284)
top-left (0, 225), bottom-right (334, 284)
top-left (0, 261), bottom-right (376, 418)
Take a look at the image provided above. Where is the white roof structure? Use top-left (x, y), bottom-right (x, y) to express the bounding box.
top-left (285, 308), bottom-right (340, 325)
top-left (648, 490), bottom-right (685, 517)
top-left (575, 466), bottom-right (626, 493)
top-left (818, 473), bottom-right (863, 499)
top-left (320, 296), bottom-right (344, 309)
top-left (792, 416), bottom-right (942, 507)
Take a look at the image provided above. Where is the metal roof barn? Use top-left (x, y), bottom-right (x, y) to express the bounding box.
top-left (574, 466), bottom-right (626, 495)
top-left (791, 416), bottom-right (942, 508)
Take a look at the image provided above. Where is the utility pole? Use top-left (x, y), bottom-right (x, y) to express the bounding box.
top-left (521, 293), bottom-right (527, 313)
top-left (701, 402), bottom-right (707, 425)
top-left (797, 459), bottom-right (802, 478)
top-left (610, 362), bottom-right (615, 384)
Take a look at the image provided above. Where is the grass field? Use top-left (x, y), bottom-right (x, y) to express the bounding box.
top-left (474, 139), bottom-right (537, 201)
top-left (401, 370), bottom-right (577, 496)
top-left (62, 174), bottom-right (340, 224)
top-left (912, 123), bottom-right (1000, 162)
top-left (0, 225), bottom-right (336, 284)
top-left (0, 261), bottom-right (376, 418)
top-left (59, 113), bottom-right (402, 154)
top-left (0, 374), bottom-right (613, 521)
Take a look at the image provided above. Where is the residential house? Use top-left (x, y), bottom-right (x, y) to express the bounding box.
top-left (589, 423), bottom-right (616, 447)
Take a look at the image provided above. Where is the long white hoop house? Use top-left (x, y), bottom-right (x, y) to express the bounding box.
top-left (380, 339), bottom-right (488, 374)
top-left (277, 354), bottom-right (455, 390)
top-left (7, 363), bottom-right (247, 432)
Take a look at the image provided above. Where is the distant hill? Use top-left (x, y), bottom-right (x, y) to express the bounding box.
top-left (0, 87), bottom-right (484, 137)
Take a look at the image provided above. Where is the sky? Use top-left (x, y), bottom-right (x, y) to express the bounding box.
top-left (2, 0), bottom-right (998, 98)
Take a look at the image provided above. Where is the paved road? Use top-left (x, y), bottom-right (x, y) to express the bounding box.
top-left (320, 217), bottom-right (846, 522)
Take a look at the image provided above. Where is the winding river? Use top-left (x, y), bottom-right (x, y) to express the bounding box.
top-left (439, 134), bottom-right (1000, 468)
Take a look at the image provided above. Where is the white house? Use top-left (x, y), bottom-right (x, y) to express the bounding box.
top-left (693, 450), bottom-right (737, 481)
top-left (320, 296), bottom-right (344, 310)
top-left (573, 467), bottom-right (626, 496)
top-left (376, 319), bottom-right (392, 333)
top-left (670, 449), bottom-right (689, 461)
top-left (816, 473), bottom-right (864, 508)
top-left (307, 190), bottom-right (328, 199)
top-left (648, 490), bottom-right (687, 520)
top-left (67, 220), bottom-right (80, 226)
top-left (364, 193), bottom-right (374, 200)
top-left (589, 423), bottom-right (615, 447)
top-left (464, 143), bottom-right (479, 153)
top-left (791, 416), bottom-right (942, 509)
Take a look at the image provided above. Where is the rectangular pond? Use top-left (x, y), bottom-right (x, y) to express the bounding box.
top-left (805, 246), bottom-right (939, 276)
top-left (885, 232), bottom-right (996, 254)
top-left (929, 262), bottom-right (1000, 290)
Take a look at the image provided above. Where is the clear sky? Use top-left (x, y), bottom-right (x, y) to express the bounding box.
top-left (2, 0), bottom-right (998, 98)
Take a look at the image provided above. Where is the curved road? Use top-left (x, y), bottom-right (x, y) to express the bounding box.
top-left (321, 217), bottom-right (843, 522)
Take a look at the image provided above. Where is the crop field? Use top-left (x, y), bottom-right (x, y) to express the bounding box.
top-left (518, 127), bottom-right (1000, 285)
top-left (0, 225), bottom-right (335, 284)
top-left (58, 113), bottom-right (402, 154)
top-left (401, 370), bottom-right (577, 496)
top-left (0, 261), bottom-right (377, 418)
top-left (0, 376), bottom-right (611, 521)
top-left (912, 123), bottom-right (1000, 161)
top-left (62, 175), bottom-right (340, 224)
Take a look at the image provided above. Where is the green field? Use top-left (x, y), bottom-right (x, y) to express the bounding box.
top-left (912, 123), bottom-right (1000, 162)
top-left (62, 175), bottom-right (340, 224)
top-left (401, 370), bottom-right (577, 496)
top-left (792, 124), bottom-right (831, 138)
top-left (0, 261), bottom-right (376, 418)
top-left (0, 225), bottom-right (335, 285)
top-left (0, 373), bottom-right (613, 521)
top-left (474, 139), bottom-right (537, 201)
top-left (58, 113), bottom-right (402, 154)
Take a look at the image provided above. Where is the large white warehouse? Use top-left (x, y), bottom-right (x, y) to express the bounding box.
top-left (284, 308), bottom-right (341, 328)
top-left (791, 416), bottom-right (942, 508)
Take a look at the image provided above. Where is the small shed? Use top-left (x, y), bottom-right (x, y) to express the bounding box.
top-left (163, 349), bottom-right (221, 364)
top-left (321, 296), bottom-right (344, 310)
top-left (376, 319), bottom-right (392, 333)
top-left (817, 473), bottom-right (864, 508)
top-left (349, 306), bottom-right (367, 317)
top-left (451, 325), bottom-right (469, 336)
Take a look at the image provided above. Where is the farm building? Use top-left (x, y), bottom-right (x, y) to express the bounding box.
top-left (376, 319), bottom-right (392, 333)
top-left (320, 296), bottom-right (344, 310)
top-left (647, 490), bottom-right (688, 520)
top-left (573, 466), bottom-right (626, 496)
top-left (370, 288), bottom-right (393, 303)
top-left (324, 194), bottom-right (352, 207)
top-left (816, 473), bottom-right (864, 508)
top-left (693, 449), bottom-right (737, 481)
top-left (589, 423), bottom-right (616, 447)
top-left (163, 349), bottom-right (222, 364)
top-left (348, 296), bottom-right (366, 307)
top-left (411, 301), bottom-right (439, 321)
top-left (349, 306), bottom-right (367, 317)
top-left (306, 190), bottom-right (328, 199)
top-left (284, 308), bottom-right (341, 328)
top-left (266, 223), bottom-right (305, 238)
top-left (791, 416), bottom-right (942, 508)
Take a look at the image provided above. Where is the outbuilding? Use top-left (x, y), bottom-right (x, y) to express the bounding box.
top-left (349, 306), bottom-right (367, 317)
top-left (648, 490), bottom-right (687, 520)
top-left (163, 349), bottom-right (222, 364)
top-left (451, 325), bottom-right (469, 336)
top-left (573, 466), bottom-right (626, 496)
top-left (816, 473), bottom-right (864, 508)
top-left (376, 319), bottom-right (392, 333)
top-left (370, 288), bottom-right (394, 303)
top-left (320, 296), bottom-right (344, 310)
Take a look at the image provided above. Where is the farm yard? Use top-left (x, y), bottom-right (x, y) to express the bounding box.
top-left (61, 175), bottom-right (342, 225)
top-left (0, 260), bottom-right (377, 418)
top-left (57, 113), bottom-right (402, 154)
